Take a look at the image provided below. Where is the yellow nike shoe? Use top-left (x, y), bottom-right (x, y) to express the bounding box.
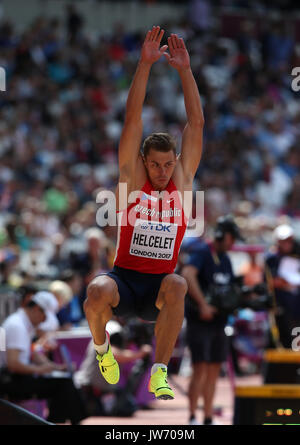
top-left (148, 367), bottom-right (174, 400)
top-left (96, 336), bottom-right (120, 385)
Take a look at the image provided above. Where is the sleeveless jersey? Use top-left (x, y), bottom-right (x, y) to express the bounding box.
top-left (114, 178), bottom-right (188, 274)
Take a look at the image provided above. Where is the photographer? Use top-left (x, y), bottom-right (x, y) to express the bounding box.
top-left (181, 215), bottom-right (244, 425)
top-left (265, 224), bottom-right (300, 348)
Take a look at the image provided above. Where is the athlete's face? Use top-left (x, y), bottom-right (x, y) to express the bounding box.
top-left (143, 149), bottom-right (177, 191)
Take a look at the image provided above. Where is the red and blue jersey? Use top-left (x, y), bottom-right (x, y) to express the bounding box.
top-left (114, 178), bottom-right (188, 274)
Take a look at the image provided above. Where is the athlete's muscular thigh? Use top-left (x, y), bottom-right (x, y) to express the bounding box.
top-left (86, 275), bottom-right (120, 310)
top-left (155, 273), bottom-right (187, 310)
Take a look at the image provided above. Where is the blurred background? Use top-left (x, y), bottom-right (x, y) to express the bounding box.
top-left (0, 0), bottom-right (300, 426)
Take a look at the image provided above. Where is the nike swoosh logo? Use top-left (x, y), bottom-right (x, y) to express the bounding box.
top-left (167, 199), bottom-right (174, 203)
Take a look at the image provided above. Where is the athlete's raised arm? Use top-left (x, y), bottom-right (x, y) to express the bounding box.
top-left (164, 34), bottom-right (204, 182)
top-left (118, 26), bottom-right (167, 179)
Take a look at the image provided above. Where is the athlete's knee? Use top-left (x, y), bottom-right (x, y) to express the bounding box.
top-left (84, 276), bottom-right (118, 314)
top-left (163, 274), bottom-right (188, 304)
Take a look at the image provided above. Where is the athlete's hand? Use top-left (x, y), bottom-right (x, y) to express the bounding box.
top-left (140, 26), bottom-right (168, 65)
top-left (164, 34), bottom-right (190, 72)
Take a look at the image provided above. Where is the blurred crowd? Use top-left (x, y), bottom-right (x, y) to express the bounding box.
top-left (0, 0), bottom-right (299, 424)
top-left (0, 2), bottom-right (299, 290)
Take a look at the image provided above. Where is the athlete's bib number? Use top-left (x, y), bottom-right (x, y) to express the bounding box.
top-left (129, 219), bottom-right (178, 260)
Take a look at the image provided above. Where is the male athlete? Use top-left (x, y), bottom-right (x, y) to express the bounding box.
top-left (84, 26), bottom-right (204, 400)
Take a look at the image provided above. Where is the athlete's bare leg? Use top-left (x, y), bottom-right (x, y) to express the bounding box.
top-left (84, 276), bottom-right (120, 345)
top-left (154, 274), bottom-right (187, 364)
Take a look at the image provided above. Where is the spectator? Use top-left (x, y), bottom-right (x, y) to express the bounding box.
top-left (70, 228), bottom-right (109, 286)
top-left (261, 20), bottom-right (294, 71)
top-left (0, 292), bottom-right (87, 424)
top-left (0, 9), bottom-right (298, 280)
top-left (265, 224), bottom-right (300, 348)
top-left (57, 269), bottom-right (85, 327)
top-left (18, 283), bottom-right (38, 308)
top-left (48, 232), bottom-right (70, 275)
top-left (66, 4), bottom-right (83, 44)
top-left (49, 280), bottom-right (73, 311)
top-left (37, 283), bottom-right (72, 334)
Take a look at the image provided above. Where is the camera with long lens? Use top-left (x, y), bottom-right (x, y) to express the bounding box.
top-left (205, 276), bottom-right (273, 316)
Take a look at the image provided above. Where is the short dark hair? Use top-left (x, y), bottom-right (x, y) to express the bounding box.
top-left (18, 284), bottom-right (38, 302)
top-left (26, 300), bottom-right (38, 309)
top-left (142, 133), bottom-right (177, 158)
